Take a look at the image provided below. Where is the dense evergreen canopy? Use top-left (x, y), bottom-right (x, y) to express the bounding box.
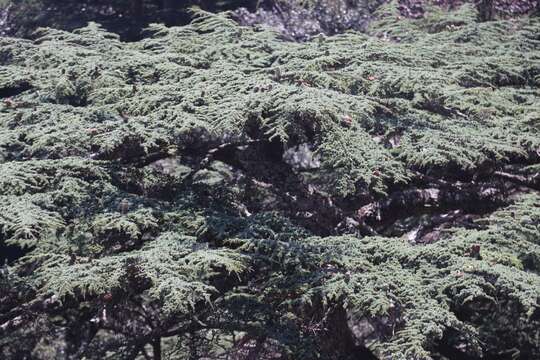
top-left (0, 3), bottom-right (539, 359)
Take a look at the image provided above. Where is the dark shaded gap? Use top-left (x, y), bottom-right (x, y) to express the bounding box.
top-left (0, 243), bottom-right (29, 264)
top-left (0, 81), bottom-right (32, 99)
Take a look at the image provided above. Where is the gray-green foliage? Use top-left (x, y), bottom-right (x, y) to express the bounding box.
top-left (0, 5), bottom-right (539, 360)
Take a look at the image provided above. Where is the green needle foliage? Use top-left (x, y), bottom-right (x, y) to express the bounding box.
top-left (0, 4), bottom-right (539, 359)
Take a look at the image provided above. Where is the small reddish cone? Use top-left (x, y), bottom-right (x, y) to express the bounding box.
top-left (342, 115), bottom-right (353, 127)
top-left (470, 244), bottom-right (481, 260)
top-left (3, 98), bottom-right (16, 108)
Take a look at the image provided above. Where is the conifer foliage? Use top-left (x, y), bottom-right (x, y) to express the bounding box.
top-left (0, 4), bottom-right (540, 359)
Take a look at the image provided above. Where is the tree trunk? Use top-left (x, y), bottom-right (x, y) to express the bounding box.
top-left (478, 0), bottom-right (495, 21)
top-left (153, 338), bottom-right (162, 360)
top-left (132, 0), bottom-right (144, 20)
